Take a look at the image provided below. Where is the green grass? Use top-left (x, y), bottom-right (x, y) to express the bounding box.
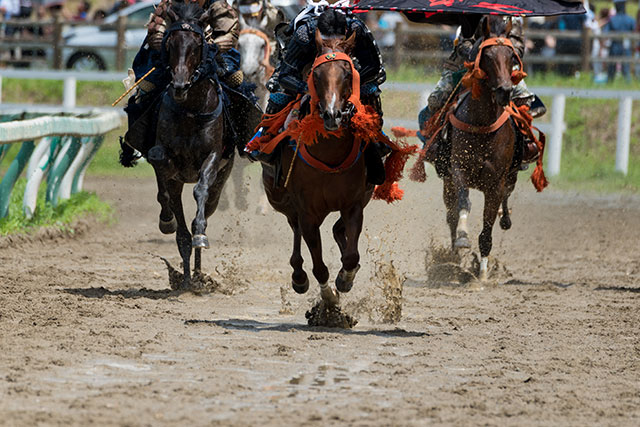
top-left (85, 127), bottom-right (155, 178)
top-left (0, 179), bottom-right (113, 236)
top-left (3, 72), bottom-right (638, 193)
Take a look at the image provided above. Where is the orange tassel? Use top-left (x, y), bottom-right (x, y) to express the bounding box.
top-left (409, 155), bottom-right (427, 183)
top-left (511, 70), bottom-right (527, 85)
top-left (391, 126), bottom-right (418, 138)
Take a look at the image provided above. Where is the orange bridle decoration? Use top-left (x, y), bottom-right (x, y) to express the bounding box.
top-left (307, 51), bottom-right (363, 117)
top-left (239, 28), bottom-right (274, 79)
top-left (461, 36), bottom-right (527, 100)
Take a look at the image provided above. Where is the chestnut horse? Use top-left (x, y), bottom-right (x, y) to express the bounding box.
top-left (262, 30), bottom-right (374, 305)
top-left (444, 16), bottom-right (546, 280)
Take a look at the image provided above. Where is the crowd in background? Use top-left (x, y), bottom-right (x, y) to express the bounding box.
top-left (2, 0), bottom-right (640, 82)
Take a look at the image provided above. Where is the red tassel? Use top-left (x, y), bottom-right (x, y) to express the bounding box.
top-left (409, 156), bottom-right (427, 182)
top-left (391, 126), bottom-right (418, 138)
top-left (531, 163), bottom-right (548, 192)
top-left (511, 70), bottom-right (528, 85)
top-left (373, 182), bottom-right (404, 203)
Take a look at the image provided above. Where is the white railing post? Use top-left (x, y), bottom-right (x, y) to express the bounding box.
top-left (419, 90), bottom-right (429, 112)
top-left (615, 97), bottom-right (632, 175)
top-left (63, 76), bottom-right (77, 108)
top-left (547, 94), bottom-right (566, 177)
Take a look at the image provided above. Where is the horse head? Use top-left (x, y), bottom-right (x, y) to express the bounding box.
top-left (312, 29), bottom-right (356, 131)
top-left (164, 3), bottom-right (206, 103)
top-left (477, 16), bottom-right (517, 107)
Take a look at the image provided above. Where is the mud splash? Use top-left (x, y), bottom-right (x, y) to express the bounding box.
top-left (424, 241), bottom-right (511, 285)
top-left (305, 300), bottom-right (357, 329)
top-left (159, 257), bottom-right (236, 295)
top-left (366, 234), bottom-right (405, 324)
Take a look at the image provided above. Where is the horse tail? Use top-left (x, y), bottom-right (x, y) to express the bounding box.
top-left (119, 136), bottom-right (140, 168)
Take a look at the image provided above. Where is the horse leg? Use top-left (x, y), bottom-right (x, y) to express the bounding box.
top-left (443, 178), bottom-right (459, 248)
top-left (454, 186), bottom-right (472, 249)
top-left (335, 206), bottom-right (363, 293)
top-left (148, 146), bottom-right (177, 234)
top-left (332, 217), bottom-right (347, 257)
top-left (192, 152), bottom-right (222, 251)
top-left (193, 157), bottom-right (233, 273)
top-left (478, 190), bottom-right (503, 281)
top-left (167, 179), bottom-right (191, 288)
top-left (300, 215), bottom-right (338, 306)
top-left (499, 171), bottom-right (517, 230)
top-left (288, 216), bottom-right (309, 294)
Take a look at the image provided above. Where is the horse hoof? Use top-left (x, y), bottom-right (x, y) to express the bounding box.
top-left (159, 216), bottom-right (177, 234)
top-left (335, 264), bottom-right (360, 293)
top-left (192, 234), bottom-right (210, 249)
top-left (454, 236), bottom-right (471, 249)
top-left (292, 278), bottom-right (309, 294)
top-left (319, 283), bottom-right (340, 307)
top-left (499, 215), bottom-right (512, 230)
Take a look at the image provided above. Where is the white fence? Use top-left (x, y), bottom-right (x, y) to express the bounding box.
top-left (384, 82), bottom-right (639, 177)
top-left (0, 70), bottom-right (637, 177)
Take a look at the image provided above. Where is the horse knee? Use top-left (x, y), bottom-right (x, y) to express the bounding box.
top-left (147, 145), bottom-right (168, 166)
top-left (341, 253), bottom-right (360, 272)
top-left (312, 265), bottom-right (329, 284)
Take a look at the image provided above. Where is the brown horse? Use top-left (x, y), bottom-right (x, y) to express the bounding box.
top-left (128, 3), bottom-right (235, 288)
top-left (443, 16), bottom-right (545, 281)
top-left (262, 30), bottom-right (375, 305)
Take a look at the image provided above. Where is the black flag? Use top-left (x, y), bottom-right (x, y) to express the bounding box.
top-left (345, 0), bottom-right (585, 24)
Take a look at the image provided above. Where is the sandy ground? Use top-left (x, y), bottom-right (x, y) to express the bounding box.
top-left (1, 160), bottom-right (640, 426)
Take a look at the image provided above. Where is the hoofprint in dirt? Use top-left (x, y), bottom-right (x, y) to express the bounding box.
top-left (1, 171), bottom-right (639, 425)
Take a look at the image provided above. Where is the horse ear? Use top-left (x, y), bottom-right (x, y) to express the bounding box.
top-left (482, 17), bottom-right (491, 38)
top-left (167, 6), bottom-right (179, 23)
top-left (314, 28), bottom-right (324, 53)
top-left (340, 31), bottom-right (356, 55)
top-left (505, 17), bottom-right (513, 36)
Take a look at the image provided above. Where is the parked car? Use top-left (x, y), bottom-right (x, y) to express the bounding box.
top-left (62, 1), bottom-right (159, 71)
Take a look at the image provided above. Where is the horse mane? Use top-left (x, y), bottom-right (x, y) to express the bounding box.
top-left (170, 2), bottom-right (203, 23)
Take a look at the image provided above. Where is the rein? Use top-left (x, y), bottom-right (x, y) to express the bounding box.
top-left (239, 28), bottom-right (275, 79)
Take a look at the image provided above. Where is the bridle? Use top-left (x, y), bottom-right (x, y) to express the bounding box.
top-left (162, 20), bottom-right (217, 91)
top-left (309, 51), bottom-right (358, 125)
top-left (462, 36), bottom-right (526, 100)
top-left (239, 28), bottom-right (274, 79)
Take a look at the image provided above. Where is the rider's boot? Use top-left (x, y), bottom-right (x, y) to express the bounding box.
top-left (362, 91), bottom-right (389, 185)
top-left (246, 92), bottom-right (294, 164)
top-left (417, 105), bottom-right (439, 163)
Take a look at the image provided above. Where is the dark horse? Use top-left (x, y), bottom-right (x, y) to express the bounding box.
top-left (444, 16), bottom-right (535, 281)
top-left (127, 3), bottom-right (234, 288)
top-left (263, 30), bottom-right (374, 305)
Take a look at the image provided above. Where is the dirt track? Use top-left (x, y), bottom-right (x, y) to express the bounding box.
top-left (1, 162), bottom-right (640, 426)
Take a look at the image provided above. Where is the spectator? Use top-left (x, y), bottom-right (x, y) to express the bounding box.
top-left (73, 0), bottom-right (90, 21)
top-left (92, 9), bottom-right (107, 22)
top-left (0, 0), bottom-right (20, 18)
top-left (604, 0), bottom-right (635, 82)
top-left (556, 11), bottom-right (587, 76)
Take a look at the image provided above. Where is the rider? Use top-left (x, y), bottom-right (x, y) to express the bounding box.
top-left (258, 5), bottom-right (388, 184)
top-left (234, 0), bottom-right (285, 34)
top-left (418, 15), bottom-right (546, 164)
top-left (123, 0), bottom-right (258, 160)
